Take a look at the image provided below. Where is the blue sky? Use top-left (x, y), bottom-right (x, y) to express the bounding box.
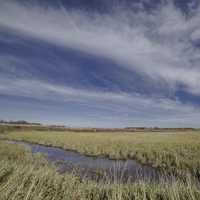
top-left (0, 0), bottom-right (200, 127)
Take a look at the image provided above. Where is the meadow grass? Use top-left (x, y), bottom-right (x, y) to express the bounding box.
top-left (0, 140), bottom-right (200, 200)
top-left (1, 130), bottom-right (200, 178)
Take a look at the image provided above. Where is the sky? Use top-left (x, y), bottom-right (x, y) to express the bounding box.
top-left (0, 0), bottom-right (200, 128)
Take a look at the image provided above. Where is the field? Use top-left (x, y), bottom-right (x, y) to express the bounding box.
top-left (0, 126), bottom-right (200, 199)
top-left (1, 129), bottom-right (200, 177)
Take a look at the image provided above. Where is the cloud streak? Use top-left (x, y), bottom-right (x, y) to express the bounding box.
top-left (1, 0), bottom-right (200, 127)
top-left (0, 77), bottom-right (198, 114)
top-left (0, 1), bottom-right (200, 95)
top-left (1, 76), bottom-right (200, 128)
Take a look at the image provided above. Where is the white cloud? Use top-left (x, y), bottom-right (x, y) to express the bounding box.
top-left (191, 28), bottom-right (200, 42)
top-left (0, 77), bottom-right (131, 102)
top-left (1, 1), bottom-right (200, 127)
top-left (0, 77), bottom-right (198, 114)
top-left (0, 1), bottom-right (200, 95)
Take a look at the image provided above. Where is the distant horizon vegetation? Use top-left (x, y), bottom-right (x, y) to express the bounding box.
top-left (0, 120), bottom-right (198, 131)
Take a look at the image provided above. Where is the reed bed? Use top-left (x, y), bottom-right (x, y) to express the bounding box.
top-left (2, 130), bottom-right (200, 178)
top-left (0, 141), bottom-right (200, 200)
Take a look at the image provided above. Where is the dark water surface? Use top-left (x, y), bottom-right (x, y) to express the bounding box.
top-left (8, 140), bottom-right (164, 183)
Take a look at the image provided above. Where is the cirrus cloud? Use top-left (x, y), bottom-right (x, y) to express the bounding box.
top-left (0, 0), bottom-right (200, 127)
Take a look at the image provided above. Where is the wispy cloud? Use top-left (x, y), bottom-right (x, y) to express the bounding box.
top-left (1, 0), bottom-right (200, 127)
top-left (0, 1), bottom-right (200, 95)
top-left (0, 77), bottom-right (198, 114)
top-left (1, 76), bottom-right (200, 127)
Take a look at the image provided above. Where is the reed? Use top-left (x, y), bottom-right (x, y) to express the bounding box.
top-left (0, 141), bottom-right (200, 200)
top-left (2, 129), bottom-right (200, 178)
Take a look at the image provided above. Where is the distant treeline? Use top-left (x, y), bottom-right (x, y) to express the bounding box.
top-left (124, 127), bottom-right (197, 131)
top-left (0, 124), bottom-right (67, 134)
top-left (65, 127), bottom-right (197, 132)
top-left (0, 121), bottom-right (198, 133)
top-left (0, 120), bottom-right (41, 126)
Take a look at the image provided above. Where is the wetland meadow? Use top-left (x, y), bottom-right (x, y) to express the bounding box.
top-left (0, 125), bottom-right (200, 200)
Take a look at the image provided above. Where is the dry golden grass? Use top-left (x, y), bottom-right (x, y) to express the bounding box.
top-left (2, 130), bottom-right (200, 177)
top-left (0, 140), bottom-right (200, 200)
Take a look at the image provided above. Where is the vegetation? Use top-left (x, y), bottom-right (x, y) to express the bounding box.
top-left (1, 129), bottom-right (200, 179)
top-left (0, 120), bottom-right (41, 125)
top-left (0, 140), bottom-right (200, 200)
top-left (0, 124), bottom-right (67, 133)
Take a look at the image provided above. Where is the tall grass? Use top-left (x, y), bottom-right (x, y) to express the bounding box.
top-left (0, 141), bottom-right (200, 200)
top-left (2, 130), bottom-right (200, 178)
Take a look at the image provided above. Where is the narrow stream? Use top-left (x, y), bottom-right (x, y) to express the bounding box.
top-left (8, 140), bottom-right (165, 183)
